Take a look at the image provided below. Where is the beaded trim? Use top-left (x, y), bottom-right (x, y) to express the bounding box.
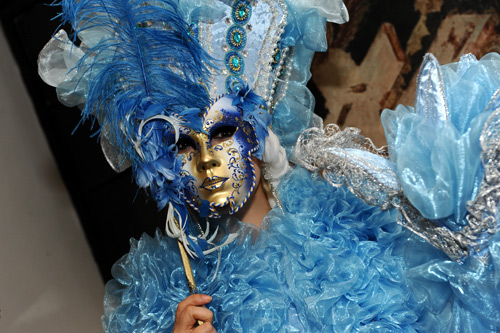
top-left (225, 51), bottom-right (245, 75)
top-left (226, 25), bottom-right (247, 51)
top-left (223, 1), bottom-right (252, 85)
top-left (251, 0), bottom-right (288, 110)
top-left (232, 0), bottom-right (252, 25)
top-left (195, 0), bottom-right (288, 111)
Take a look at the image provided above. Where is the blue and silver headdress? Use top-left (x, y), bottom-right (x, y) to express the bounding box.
top-left (38, 0), bottom-right (348, 257)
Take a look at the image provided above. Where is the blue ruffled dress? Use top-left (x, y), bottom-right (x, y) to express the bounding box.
top-left (102, 167), bottom-right (500, 332)
top-left (103, 168), bottom-right (412, 331)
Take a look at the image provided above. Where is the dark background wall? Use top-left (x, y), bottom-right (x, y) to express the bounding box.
top-left (312, 0), bottom-right (500, 146)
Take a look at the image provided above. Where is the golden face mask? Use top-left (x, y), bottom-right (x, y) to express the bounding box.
top-left (178, 95), bottom-right (259, 217)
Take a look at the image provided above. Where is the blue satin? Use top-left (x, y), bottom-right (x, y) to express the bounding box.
top-left (400, 232), bottom-right (500, 332)
top-left (382, 53), bottom-right (500, 229)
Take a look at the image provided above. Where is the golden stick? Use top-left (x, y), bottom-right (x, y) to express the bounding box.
top-left (176, 239), bottom-right (199, 294)
top-left (175, 218), bottom-right (204, 327)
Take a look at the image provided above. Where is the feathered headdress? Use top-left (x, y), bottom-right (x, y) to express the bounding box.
top-left (39, 0), bottom-right (214, 214)
top-left (39, 0), bottom-right (349, 258)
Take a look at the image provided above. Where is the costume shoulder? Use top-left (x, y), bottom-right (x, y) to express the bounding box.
top-left (102, 167), bottom-right (421, 331)
top-left (384, 53), bottom-right (500, 332)
top-left (295, 53), bottom-right (500, 331)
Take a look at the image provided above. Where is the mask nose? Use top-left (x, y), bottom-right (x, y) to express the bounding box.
top-left (196, 135), bottom-right (221, 172)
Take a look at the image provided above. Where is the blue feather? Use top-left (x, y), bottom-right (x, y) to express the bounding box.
top-left (57, 0), bottom-right (214, 165)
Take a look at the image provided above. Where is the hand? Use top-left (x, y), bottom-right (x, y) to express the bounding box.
top-left (173, 294), bottom-right (216, 332)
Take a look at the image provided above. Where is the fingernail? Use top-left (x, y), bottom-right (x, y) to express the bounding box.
top-left (201, 295), bottom-right (212, 301)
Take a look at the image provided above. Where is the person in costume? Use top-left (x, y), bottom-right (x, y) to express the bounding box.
top-left (38, 0), bottom-right (500, 331)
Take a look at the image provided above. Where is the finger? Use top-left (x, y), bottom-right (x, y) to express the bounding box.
top-left (193, 322), bottom-right (216, 333)
top-left (175, 306), bottom-right (213, 331)
top-left (174, 297), bottom-right (213, 331)
top-left (176, 294), bottom-right (212, 319)
top-left (188, 306), bottom-right (213, 324)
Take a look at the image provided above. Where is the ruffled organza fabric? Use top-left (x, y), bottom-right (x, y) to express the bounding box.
top-left (103, 168), bottom-right (410, 331)
top-left (271, 0), bottom-right (339, 157)
top-left (382, 53), bottom-right (500, 230)
top-left (103, 167), bottom-right (500, 332)
top-left (289, 0), bottom-right (348, 23)
top-left (378, 53), bottom-right (500, 331)
top-left (400, 232), bottom-right (500, 332)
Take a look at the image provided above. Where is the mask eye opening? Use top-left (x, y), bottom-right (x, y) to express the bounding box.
top-left (176, 135), bottom-right (196, 153)
top-left (210, 125), bottom-right (237, 145)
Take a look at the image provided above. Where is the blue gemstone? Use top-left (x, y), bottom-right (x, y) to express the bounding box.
top-left (232, 57), bottom-right (240, 68)
top-left (225, 76), bottom-right (245, 93)
top-left (227, 26), bottom-right (246, 50)
top-left (234, 32), bottom-right (242, 44)
top-left (225, 52), bottom-right (244, 75)
top-left (232, 1), bottom-right (252, 25)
